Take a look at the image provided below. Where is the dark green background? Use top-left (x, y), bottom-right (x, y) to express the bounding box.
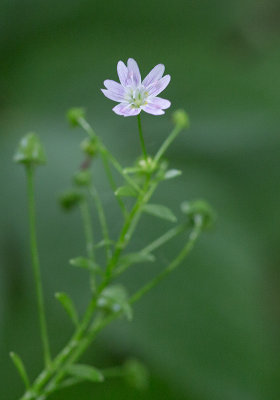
top-left (1, 0), bottom-right (280, 399)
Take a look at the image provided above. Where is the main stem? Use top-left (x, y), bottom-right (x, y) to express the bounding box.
top-left (137, 114), bottom-right (147, 160)
top-left (26, 164), bottom-right (51, 368)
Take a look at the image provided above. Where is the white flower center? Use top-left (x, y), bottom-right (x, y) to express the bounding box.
top-left (125, 86), bottom-right (149, 108)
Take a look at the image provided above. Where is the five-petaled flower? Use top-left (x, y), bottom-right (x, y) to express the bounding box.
top-left (101, 58), bottom-right (171, 117)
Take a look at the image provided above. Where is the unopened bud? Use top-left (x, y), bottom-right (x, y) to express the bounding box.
top-left (59, 190), bottom-right (83, 211)
top-left (80, 137), bottom-right (98, 157)
top-left (172, 109), bottom-right (189, 129)
top-left (14, 133), bottom-right (46, 165)
top-left (73, 170), bottom-right (92, 186)
top-left (181, 199), bottom-right (215, 229)
top-left (67, 108), bottom-right (85, 127)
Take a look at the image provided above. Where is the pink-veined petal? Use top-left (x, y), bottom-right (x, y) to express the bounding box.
top-left (148, 96), bottom-right (171, 110)
top-left (142, 104), bottom-right (165, 115)
top-left (113, 103), bottom-right (141, 117)
top-left (104, 80), bottom-right (125, 96)
top-left (127, 58), bottom-right (141, 86)
top-left (147, 75), bottom-right (171, 97)
top-left (142, 64), bottom-right (165, 88)
top-left (101, 89), bottom-right (125, 102)
top-left (117, 61), bottom-right (128, 86)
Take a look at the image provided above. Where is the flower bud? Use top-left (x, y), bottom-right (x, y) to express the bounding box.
top-left (138, 156), bottom-right (156, 174)
top-left (172, 109), bottom-right (189, 129)
top-left (14, 133), bottom-right (46, 165)
top-left (59, 190), bottom-right (83, 211)
top-left (73, 170), bottom-right (92, 186)
top-left (123, 359), bottom-right (149, 391)
top-left (181, 199), bottom-right (215, 229)
top-left (80, 137), bottom-right (98, 157)
top-left (66, 108), bottom-right (85, 127)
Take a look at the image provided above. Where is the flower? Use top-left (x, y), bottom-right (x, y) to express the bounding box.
top-left (101, 58), bottom-right (171, 117)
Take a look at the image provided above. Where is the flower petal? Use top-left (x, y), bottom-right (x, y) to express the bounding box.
top-left (113, 103), bottom-right (141, 117)
top-left (142, 104), bottom-right (165, 115)
top-left (117, 61), bottom-right (128, 86)
top-left (101, 89), bottom-right (125, 102)
top-left (127, 58), bottom-right (141, 87)
top-left (142, 64), bottom-right (165, 88)
top-left (147, 75), bottom-right (171, 97)
top-left (148, 96), bottom-right (171, 110)
top-left (104, 80), bottom-right (125, 96)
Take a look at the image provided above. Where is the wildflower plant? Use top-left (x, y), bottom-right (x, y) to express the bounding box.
top-left (12, 59), bottom-right (214, 399)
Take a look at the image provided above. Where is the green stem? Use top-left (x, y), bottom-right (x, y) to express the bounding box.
top-left (137, 114), bottom-right (147, 160)
top-left (100, 151), bottom-right (127, 217)
top-left (154, 124), bottom-right (181, 164)
top-left (80, 199), bottom-right (96, 292)
top-left (130, 218), bottom-right (202, 305)
top-left (89, 184), bottom-right (111, 261)
top-left (26, 164), bottom-right (51, 369)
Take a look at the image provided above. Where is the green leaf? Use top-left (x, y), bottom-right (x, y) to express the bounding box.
top-left (115, 185), bottom-right (138, 197)
top-left (118, 252), bottom-right (155, 269)
top-left (97, 285), bottom-right (133, 321)
top-left (164, 169), bottom-right (182, 180)
top-left (55, 292), bottom-right (79, 326)
top-left (143, 204), bottom-right (177, 222)
top-left (10, 352), bottom-right (30, 389)
top-left (14, 133), bottom-right (46, 165)
top-left (67, 364), bottom-right (104, 383)
top-left (94, 239), bottom-right (114, 249)
top-left (69, 257), bottom-right (103, 275)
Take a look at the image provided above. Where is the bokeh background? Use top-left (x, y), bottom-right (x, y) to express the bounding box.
top-left (1, 0), bottom-right (280, 399)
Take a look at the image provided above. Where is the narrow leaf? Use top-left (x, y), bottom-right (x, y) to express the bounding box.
top-left (70, 257), bottom-right (103, 275)
top-left (143, 204), bottom-right (177, 222)
top-left (10, 352), bottom-right (30, 389)
top-left (115, 185), bottom-right (138, 197)
top-left (67, 364), bottom-right (104, 383)
top-left (55, 292), bottom-right (79, 326)
top-left (94, 239), bottom-right (114, 249)
top-left (164, 169), bottom-right (182, 180)
top-left (119, 252), bottom-right (155, 269)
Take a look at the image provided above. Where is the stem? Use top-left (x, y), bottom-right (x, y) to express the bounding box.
top-left (80, 199), bottom-right (96, 292)
top-left (137, 114), bottom-right (147, 160)
top-left (89, 184), bottom-right (111, 261)
top-left (130, 218), bottom-right (202, 305)
top-left (154, 124), bottom-right (181, 164)
top-left (100, 151), bottom-right (127, 217)
top-left (26, 164), bottom-right (51, 369)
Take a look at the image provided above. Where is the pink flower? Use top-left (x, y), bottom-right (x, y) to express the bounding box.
top-left (101, 58), bottom-right (171, 117)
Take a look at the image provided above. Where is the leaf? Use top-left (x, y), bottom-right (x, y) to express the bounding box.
top-left (115, 185), bottom-right (138, 197)
top-left (94, 239), bottom-right (114, 249)
top-left (10, 352), bottom-right (30, 389)
top-left (55, 292), bottom-right (79, 326)
top-left (67, 364), bottom-right (104, 383)
top-left (143, 204), bottom-right (177, 222)
top-left (164, 169), bottom-right (182, 180)
top-left (69, 257), bottom-right (103, 275)
top-left (119, 252), bottom-right (155, 269)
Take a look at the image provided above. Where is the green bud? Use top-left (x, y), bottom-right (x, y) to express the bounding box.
top-left (138, 156), bottom-right (157, 174)
top-left (123, 359), bottom-right (149, 391)
top-left (97, 285), bottom-right (132, 321)
top-left (67, 108), bottom-right (85, 127)
top-left (172, 109), bottom-right (189, 129)
top-left (181, 199), bottom-right (215, 229)
top-left (59, 190), bottom-right (83, 211)
top-left (80, 137), bottom-right (98, 157)
top-left (14, 133), bottom-right (46, 165)
top-left (73, 170), bottom-right (92, 186)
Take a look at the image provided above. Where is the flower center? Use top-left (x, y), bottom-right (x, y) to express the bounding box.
top-left (125, 86), bottom-right (148, 108)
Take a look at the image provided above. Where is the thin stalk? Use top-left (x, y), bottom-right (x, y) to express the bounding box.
top-left (130, 218), bottom-right (202, 305)
top-left (154, 124), bottom-right (181, 164)
top-left (80, 199), bottom-right (96, 292)
top-left (89, 184), bottom-right (111, 261)
top-left (100, 151), bottom-right (127, 217)
top-left (26, 164), bottom-right (51, 369)
top-left (137, 114), bottom-right (147, 160)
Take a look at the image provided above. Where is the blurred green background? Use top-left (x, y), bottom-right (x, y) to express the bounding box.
top-left (1, 0), bottom-right (280, 399)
